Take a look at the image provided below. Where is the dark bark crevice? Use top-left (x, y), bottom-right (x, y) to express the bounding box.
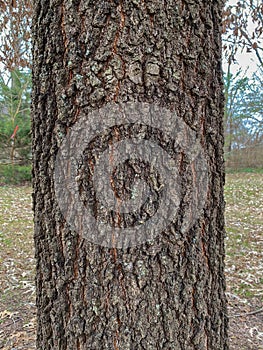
top-left (32, 0), bottom-right (228, 349)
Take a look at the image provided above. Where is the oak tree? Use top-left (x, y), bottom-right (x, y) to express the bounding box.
top-left (32, 1), bottom-right (228, 349)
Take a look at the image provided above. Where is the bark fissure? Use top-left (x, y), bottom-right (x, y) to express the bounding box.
top-left (32, 0), bottom-right (228, 349)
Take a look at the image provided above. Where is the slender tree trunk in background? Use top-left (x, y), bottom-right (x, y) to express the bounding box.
top-left (32, 1), bottom-right (228, 349)
top-left (228, 121), bottom-right (233, 153)
top-left (224, 63), bottom-right (232, 154)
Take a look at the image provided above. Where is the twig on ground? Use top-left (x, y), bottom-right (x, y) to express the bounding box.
top-left (229, 308), bottom-right (263, 318)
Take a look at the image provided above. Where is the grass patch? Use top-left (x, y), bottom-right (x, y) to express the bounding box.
top-left (225, 173), bottom-right (263, 301)
top-left (0, 185), bottom-right (34, 315)
top-left (0, 164), bottom-right (32, 185)
top-left (0, 174), bottom-right (262, 350)
top-left (226, 167), bottom-right (263, 174)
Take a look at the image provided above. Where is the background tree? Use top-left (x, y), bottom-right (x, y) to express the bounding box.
top-left (0, 0), bottom-right (32, 168)
top-left (0, 0), bottom-right (32, 71)
top-left (32, 1), bottom-right (228, 349)
top-left (0, 69), bottom-right (31, 163)
top-left (222, 0), bottom-right (263, 168)
top-left (224, 66), bottom-right (263, 153)
top-left (222, 0), bottom-right (263, 66)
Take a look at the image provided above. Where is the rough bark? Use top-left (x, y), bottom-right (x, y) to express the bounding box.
top-left (32, 0), bottom-right (228, 349)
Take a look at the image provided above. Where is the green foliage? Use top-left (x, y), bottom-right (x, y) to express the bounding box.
top-left (224, 67), bottom-right (263, 153)
top-left (0, 69), bottom-right (31, 163)
top-left (0, 164), bottom-right (31, 184)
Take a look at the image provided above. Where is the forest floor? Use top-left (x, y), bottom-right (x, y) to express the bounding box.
top-left (0, 173), bottom-right (262, 349)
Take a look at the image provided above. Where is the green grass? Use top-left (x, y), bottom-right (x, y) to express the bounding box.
top-left (0, 164), bottom-right (32, 185)
top-left (226, 167), bottom-right (263, 174)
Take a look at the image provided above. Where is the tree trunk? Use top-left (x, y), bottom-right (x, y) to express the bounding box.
top-left (32, 1), bottom-right (228, 349)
